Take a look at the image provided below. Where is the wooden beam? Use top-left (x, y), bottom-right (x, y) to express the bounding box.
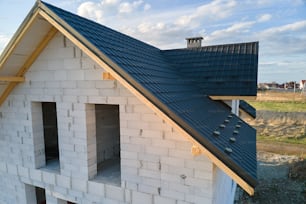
top-left (103, 72), bottom-right (115, 80)
top-left (210, 96), bottom-right (257, 100)
top-left (39, 8), bottom-right (255, 195)
top-left (0, 27), bottom-right (57, 106)
top-left (0, 76), bottom-right (25, 82)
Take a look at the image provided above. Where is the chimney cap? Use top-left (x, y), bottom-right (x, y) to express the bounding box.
top-left (185, 37), bottom-right (203, 40)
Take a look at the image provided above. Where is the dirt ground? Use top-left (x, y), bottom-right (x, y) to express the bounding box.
top-left (235, 151), bottom-right (306, 204)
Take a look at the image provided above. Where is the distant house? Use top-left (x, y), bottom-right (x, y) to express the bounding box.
top-left (300, 80), bottom-right (306, 90)
top-left (0, 1), bottom-right (258, 204)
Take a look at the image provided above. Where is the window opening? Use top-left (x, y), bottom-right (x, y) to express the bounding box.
top-left (35, 187), bottom-right (46, 204)
top-left (94, 104), bottom-right (121, 185)
top-left (42, 102), bottom-right (60, 169)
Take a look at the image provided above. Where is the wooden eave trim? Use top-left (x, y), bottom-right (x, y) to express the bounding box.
top-left (210, 95), bottom-right (257, 100)
top-left (38, 7), bottom-right (255, 195)
top-left (0, 76), bottom-right (25, 82)
top-left (0, 26), bottom-right (58, 106)
top-left (0, 3), bottom-right (40, 69)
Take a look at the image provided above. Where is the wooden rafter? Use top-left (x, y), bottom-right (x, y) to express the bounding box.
top-left (38, 8), bottom-right (255, 195)
top-left (0, 76), bottom-right (25, 82)
top-left (0, 26), bottom-right (58, 106)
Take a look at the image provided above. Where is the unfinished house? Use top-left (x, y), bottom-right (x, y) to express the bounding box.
top-left (0, 1), bottom-right (258, 204)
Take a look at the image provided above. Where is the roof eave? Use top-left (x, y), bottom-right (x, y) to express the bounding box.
top-left (0, 1), bottom-right (40, 68)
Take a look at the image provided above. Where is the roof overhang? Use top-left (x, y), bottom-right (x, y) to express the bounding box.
top-left (0, 1), bottom-right (256, 195)
top-left (0, 1), bottom-right (57, 106)
top-left (209, 96), bottom-right (257, 100)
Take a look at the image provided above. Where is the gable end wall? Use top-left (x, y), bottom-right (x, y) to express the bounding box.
top-left (0, 32), bottom-right (232, 204)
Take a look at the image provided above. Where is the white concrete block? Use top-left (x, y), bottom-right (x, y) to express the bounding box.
top-left (132, 191), bottom-right (153, 204)
top-left (84, 70), bottom-right (103, 80)
top-left (71, 178), bottom-right (87, 192)
top-left (185, 194), bottom-right (212, 204)
top-left (161, 157), bottom-right (184, 167)
top-left (138, 184), bottom-right (159, 195)
top-left (160, 189), bottom-right (184, 201)
top-left (29, 168), bottom-right (42, 182)
top-left (6, 164), bottom-right (18, 176)
top-left (88, 181), bottom-right (105, 196)
top-left (42, 171), bottom-right (56, 185)
top-left (121, 151), bottom-right (138, 160)
top-left (184, 160), bottom-right (212, 171)
top-left (139, 169), bottom-right (160, 179)
top-left (105, 185), bottom-right (125, 202)
top-left (60, 81), bottom-right (77, 88)
top-left (56, 174), bottom-right (71, 189)
top-left (0, 162), bottom-right (7, 173)
top-left (153, 196), bottom-right (176, 204)
top-left (177, 201), bottom-right (192, 204)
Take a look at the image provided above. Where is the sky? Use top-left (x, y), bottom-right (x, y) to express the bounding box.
top-left (0, 0), bottom-right (306, 83)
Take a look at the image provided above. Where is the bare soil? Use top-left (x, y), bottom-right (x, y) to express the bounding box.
top-left (236, 151), bottom-right (306, 204)
top-left (244, 111), bottom-right (306, 140)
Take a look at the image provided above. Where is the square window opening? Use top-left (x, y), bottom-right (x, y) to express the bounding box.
top-left (94, 104), bottom-right (121, 185)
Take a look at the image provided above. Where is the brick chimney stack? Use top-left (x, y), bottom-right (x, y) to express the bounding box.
top-left (186, 37), bottom-right (203, 48)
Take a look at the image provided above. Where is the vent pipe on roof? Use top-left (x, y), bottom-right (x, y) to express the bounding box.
top-left (186, 37), bottom-right (203, 48)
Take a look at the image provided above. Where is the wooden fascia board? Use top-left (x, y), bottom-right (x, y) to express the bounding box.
top-left (38, 7), bottom-right (255, 195)
top-left (210, 96), bottom-right (257, 100)
top-left (0, 3), bottom-right (40, 69)
top-left (0, 76), bottom-right (25, 82)
top-left (0, 27), bottom-right (57, 106)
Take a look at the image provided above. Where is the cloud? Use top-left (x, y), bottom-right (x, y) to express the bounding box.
top-left (143, 3), bottom-right (151, 11)
top-left (175, 0), bottom-right (237, 27)
top-left (256, 20), bottom-right (306, 56)
top-left (77, 2), bottom-right (104, 23)
top-left (260, 20), bottom-right (306, 36)
top-left (77, 0), bottom-right (148, 23)
top-left (257, 14), bottom-right (272, 22)
top-left (118, 0), bottom-right (143, 14)
top-left (205, 21), bottom-right (256, 43)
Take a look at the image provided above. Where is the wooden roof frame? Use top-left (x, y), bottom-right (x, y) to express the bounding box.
top-left (0, 1), bottom-right (255, 195)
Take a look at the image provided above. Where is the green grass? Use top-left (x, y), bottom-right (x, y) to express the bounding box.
top-left (258, 135), bottom-right (306, 145)
top-left (248, 101), bottom-right (306, 112)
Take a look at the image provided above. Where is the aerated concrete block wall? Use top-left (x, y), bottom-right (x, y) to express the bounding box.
top-left (0, 33), bottom-right (232, 204)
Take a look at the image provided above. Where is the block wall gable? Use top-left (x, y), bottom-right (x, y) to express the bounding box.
top-left (0, 32), bottom-right (215, 203)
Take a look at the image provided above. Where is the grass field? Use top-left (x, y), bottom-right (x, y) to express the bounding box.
top-left (248, 101), bottom-right (306, 112)
top-left (248, 91), bottom-right (306, 112)
top-left (250, 91), bottom-right (306, 146)
top-left (257, 135), bottom-right (306, 146)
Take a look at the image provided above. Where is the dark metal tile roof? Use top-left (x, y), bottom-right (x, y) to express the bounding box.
top-left (240, 100), bottom-right (256, 118)
top-left (163, 43), bottom-right (258, 96)
top-left (42, 1), bottom-right (257, 187)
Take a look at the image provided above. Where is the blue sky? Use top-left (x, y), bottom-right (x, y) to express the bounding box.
top-left (0, 0), bottom-right (306, 83)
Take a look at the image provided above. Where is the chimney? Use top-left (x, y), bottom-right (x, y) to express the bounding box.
top-left (186, 37), bottom-right (203, 48)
